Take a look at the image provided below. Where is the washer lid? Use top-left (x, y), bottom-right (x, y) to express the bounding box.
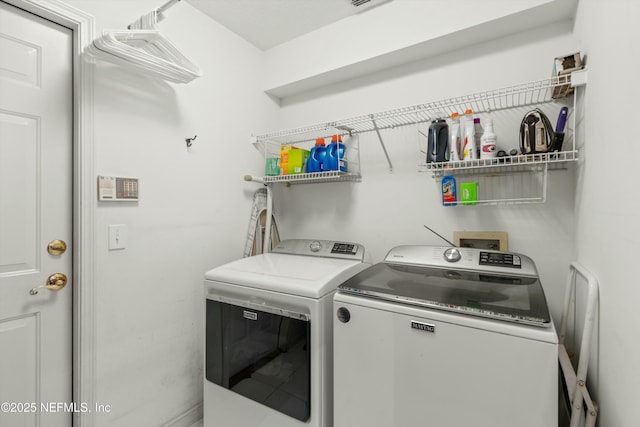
top-left (338, 261), bottom-right (552, 327)
top-left (205, 253), bottom-right (369, 298)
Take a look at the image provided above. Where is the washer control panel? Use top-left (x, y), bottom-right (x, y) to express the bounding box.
top-left (384, 245), bottom-right (537, 276)
top-left (272, 239), bottom-right (365, 261)
top-left (479, 251), bottom-right (521, 268)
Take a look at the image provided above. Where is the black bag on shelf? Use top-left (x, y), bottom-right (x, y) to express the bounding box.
top-left (519, 108), bottom-right (554, 154)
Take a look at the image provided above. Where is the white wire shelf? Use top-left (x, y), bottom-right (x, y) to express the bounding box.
top-left (263, 171), bottom-right (361, 185)
top-left (250, 71), bottom-right (585, 193)
top-left (436, 166), bottom-right (550, 206)
top-left (253, 73), bottom-right (577, 146)
top-left (424, 150), bottom-right (578, 177)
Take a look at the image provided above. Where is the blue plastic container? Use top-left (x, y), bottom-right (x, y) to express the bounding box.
top-left (442, 175), bottom-right (457, 206)
top-left (325, 134), bottom-right (347, 172)
top-left (307, 138), bottom-right (327, 173)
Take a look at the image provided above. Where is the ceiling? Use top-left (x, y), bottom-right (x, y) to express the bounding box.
top-left (186, 0), bottom-right (389, 50)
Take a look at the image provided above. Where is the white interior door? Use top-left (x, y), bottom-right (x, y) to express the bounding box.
top-left (0, 1), bottom-right (73, 426)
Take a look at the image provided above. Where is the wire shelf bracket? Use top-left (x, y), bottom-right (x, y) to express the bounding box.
top-left (371, 116), bottom-right (393, 172)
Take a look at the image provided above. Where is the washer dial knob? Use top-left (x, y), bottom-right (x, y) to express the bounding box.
top-left (309, 241), bottom-right (322, 252)
top-left (444, 248), bottom-right (461, 262)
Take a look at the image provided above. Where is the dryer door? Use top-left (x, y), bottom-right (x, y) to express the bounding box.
top-left (206, 299), bottom-right (311, 422)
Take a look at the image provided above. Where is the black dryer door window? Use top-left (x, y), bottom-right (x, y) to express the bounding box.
top-left (206, 299), bottom-right (311, 421)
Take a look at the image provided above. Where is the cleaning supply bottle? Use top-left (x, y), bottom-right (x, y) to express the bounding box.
top-left (307, 137), bottom-right (327, 172)
top-left (480, 118), bottom-right (498, 159)
top-left (426, 117), bottom-right (449, 163)
top-left (460, 109), bottom-right (473, 135)
top-left (462, 118), bottom-right (477, 160)
top-left (336, 135), bottom-right (347, 172)
top-left (462, 109), bottom-right (476, 160)
top-left (326, 134), bottom-right (347, 172)
top-left (442, 175), bottom-right (457, 206)
top-left (448, 112), bottom-right (461, 162)
top-left (474, 117), bottom-right (483, 156)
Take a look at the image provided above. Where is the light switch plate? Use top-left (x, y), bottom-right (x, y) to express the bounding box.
top-left (108, 224), bottom-right (127, 250)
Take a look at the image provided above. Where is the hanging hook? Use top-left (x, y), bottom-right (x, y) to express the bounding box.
top-left (185, 135), bottom-right (197, 148)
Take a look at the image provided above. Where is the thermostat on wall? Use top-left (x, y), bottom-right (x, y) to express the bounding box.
top-left (98, 175), bottom-right (139, 201)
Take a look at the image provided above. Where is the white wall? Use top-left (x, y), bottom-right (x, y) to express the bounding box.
top-left (572, 0), bottom-right (640, 425)
top-left (63, 1), bottom-right (278, 425)
top-left (271, 19), bottom-right (578, 324)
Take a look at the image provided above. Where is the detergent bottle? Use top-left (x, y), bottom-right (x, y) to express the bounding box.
top-left (474, 117), bottom-right (484, 156)
top-left (480, 118), bottom-right (498, 159)
top-left (307, 138), bottom-right (327, 172)
top-left (462, 109), bottom-right (477, 161)
top-left (326, 134), bottom-right (347, 172)
top-left (448, 112), bottom-right (461, 162)
top-left (426, 117), bottom-right (449, 163)
top-left (442, 175), bottom-right (457, 206)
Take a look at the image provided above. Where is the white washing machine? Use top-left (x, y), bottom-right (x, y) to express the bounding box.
top-left (203, 239), bottom-right (368, 427)
top-left (333, 245), bottom-right (559, 427)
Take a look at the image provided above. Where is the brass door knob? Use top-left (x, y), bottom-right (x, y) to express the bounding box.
top-left (29, 273), bottom-right (68, 295)
top-left (47, 239), bottom-right (67, 256)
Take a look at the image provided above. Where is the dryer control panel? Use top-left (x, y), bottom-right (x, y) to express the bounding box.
top-left (273, 239), bottom-right (365, 261)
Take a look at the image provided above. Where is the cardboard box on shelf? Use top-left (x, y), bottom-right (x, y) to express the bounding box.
top-left (552, 52), bottom-right (583, 99)
top-left (279, 145), bottom-right (310, 175)
top-left (265, 157), bottom-right (280, 176)
top-left (460, 182), bottom-right (478, 205)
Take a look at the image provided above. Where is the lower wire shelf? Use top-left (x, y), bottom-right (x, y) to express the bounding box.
top-left (436, 163), bottom-right (550, 206)
top-left (262, 171), bottom-right (362, 185)
top-left (425, 151), bottom-right (577, 206)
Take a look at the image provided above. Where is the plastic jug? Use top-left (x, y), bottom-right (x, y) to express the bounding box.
top-left (427, 118), bottom-right (449, 163)
top-left (325, 135), bottom-right (347, 172)
top-left (480, 118), bottom-right (497, 159)
top-left (307, 138), bottom-right (327, 173)
top-left (448, 112), bottom-right (461, 162)
top-left (474, 117), bottom-right (483, 156)
top-left (462, 109), bottom-right (478, 161)
top-left (442, 175), bottom-right (457, 206)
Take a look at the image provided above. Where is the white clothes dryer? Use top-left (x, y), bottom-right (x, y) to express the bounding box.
top-left (333, 245), bottom-right (559, 427)
top-left (204, 239), bottom-right (368, 427)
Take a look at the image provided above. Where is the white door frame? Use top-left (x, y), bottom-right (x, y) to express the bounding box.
top-left (2, 0), bottom-right (96, 426)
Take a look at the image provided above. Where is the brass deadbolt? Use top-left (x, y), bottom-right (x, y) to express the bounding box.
top-left (47, 239), bottom-right (67, 256)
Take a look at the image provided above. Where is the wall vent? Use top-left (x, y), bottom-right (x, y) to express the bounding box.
top-left (351, 0), bottom-right (372, 6)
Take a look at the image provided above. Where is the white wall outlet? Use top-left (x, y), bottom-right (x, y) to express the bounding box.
top-left (108, 224), bottom-right (127, 250)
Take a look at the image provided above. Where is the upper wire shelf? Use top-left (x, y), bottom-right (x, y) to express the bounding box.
top-left (425, 150), bottom-right (578, 177)
top-left (253, 73), bottom-right (577, 146)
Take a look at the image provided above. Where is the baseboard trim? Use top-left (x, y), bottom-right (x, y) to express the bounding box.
top-left (162, 402), bottom-right (203, 427)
